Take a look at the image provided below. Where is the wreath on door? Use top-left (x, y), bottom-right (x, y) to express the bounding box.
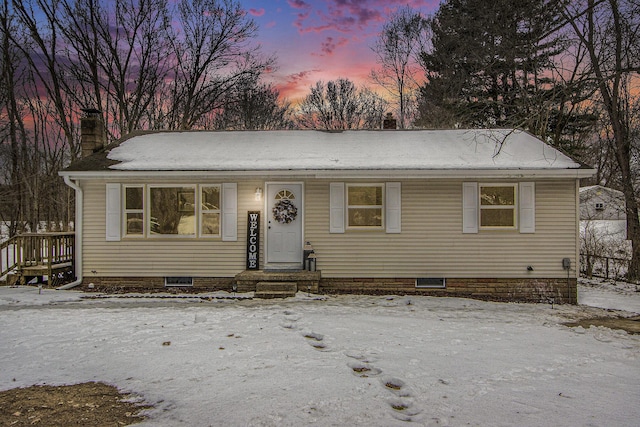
top-left (272, 199), bottom-right (298, 224)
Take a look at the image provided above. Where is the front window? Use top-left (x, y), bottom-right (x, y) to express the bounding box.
top-left (347, 184), bottom-right (383, 228)
top-left (149, 186), bottom-right (196, 236)
top-left (124, 186), bottom-right (144, 236)
top-left (480, 184), bottom-right (516, 228)
top-left (122, 184), bottom-right (225, 238)
top-left (201, 186), bottom-right (221, 237)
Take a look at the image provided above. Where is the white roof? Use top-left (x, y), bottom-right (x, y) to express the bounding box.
top-left (105, 129), bottom-right (585, 176)
top-left (580, 185), bottom-right (623, 196)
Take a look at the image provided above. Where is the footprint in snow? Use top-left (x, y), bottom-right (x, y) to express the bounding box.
top-left (387, 396), bottom-right (422, 422)
top-left (344, 350), bottom-right (379, 364)
top-left (303, 331), bottom-right (330, 351)
top-left (347, 361), bottom-right (382, 378)
top-left (280, 310), bottom-right (301, 330)
top-left (381, 376), bottom-right (414, 397)
top-left (302, 331), bottom-right (324, 341)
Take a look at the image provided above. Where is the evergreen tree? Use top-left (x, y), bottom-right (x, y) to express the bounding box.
top-left (416, 0), bottom-right (594, 152)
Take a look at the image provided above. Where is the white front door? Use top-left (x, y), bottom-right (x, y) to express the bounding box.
top-left (266, 183), bottom-right (303, 268)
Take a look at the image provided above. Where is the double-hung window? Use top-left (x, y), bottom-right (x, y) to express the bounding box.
top-left (479, 184), bottom-right (517, 229)
top-left (346, 184), bottom-right (384, 229)
top-left (124, 186), bottom-right (144, 236)
top-left (463, 182), bottom-right (534, 234)
top-left (200, 186), bottom-right (221, 237)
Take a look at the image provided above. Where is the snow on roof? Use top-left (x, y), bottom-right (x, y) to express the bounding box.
top-left (105, 129), bottom-right (584, 172)
top-left (580, 185), bottom-right (623, 196)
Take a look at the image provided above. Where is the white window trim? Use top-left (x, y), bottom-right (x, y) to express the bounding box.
top-left (123, 185), bottom-right (145, 238)
top-left (346, 183), bottom-right (385, 230)
top-left (479, 183), bottom-right (518, 230)
top-left (199, 185), bottom-right (222, 238)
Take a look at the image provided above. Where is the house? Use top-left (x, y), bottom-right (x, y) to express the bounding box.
top-left (59, 119), bottom-right (594, 303)
top-left (579, 185), bottom-right (626, 221)
top-left (579, 185), bottom-right (630, 278)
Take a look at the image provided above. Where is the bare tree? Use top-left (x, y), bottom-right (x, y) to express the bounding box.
top-left (210, 76), bottom-right (293, 130)
top-left (370, 6), bottom-right (427, 129)
top-left (297, 78), bottom-right (388, 130)
top-left (56, 0), bottom-right (172, 138)
top-left (0, 0), bottom-right (29, 235)
top-left (166, 0), bottom-right (273, 130)
top-left (562, 0), bottom-right (640, 280)
top-left (10, 0), bottom-right (79, 157)
top-left (0, 0), bottom-right (78, 236)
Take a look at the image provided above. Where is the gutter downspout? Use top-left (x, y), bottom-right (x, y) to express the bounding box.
top-left (58, 176), bottom-right (83, 290)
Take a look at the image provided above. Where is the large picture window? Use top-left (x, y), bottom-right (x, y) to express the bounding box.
top-left (149, 186), bottom-right (196, 236)
top-left (108, 183), bottom-right (236, 241)
top-left (479, 184), bottom-right (517, 228)
top-left (347, 184), bottom-right (383, 228)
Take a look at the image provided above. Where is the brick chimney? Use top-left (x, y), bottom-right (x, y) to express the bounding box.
top-left (80, 108), bottom-right (106, 158)
top-left (382, 112), bottom-right (397, 130)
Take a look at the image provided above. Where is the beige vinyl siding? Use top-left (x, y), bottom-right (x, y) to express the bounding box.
top-left (305, 179), bottom-right (578, 279)
top-left (80, 177), bottom-right (578, 280)
top-left (81, 179), bottom-right (264, 278)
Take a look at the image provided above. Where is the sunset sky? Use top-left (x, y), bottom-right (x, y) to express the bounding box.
top-left (239, 0), bottom-right (440, 102)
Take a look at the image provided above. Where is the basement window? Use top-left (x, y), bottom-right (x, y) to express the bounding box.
top-left (165, 277), bottom-right (194, 287)
top-left (415, 278), bottom-right (446, 289)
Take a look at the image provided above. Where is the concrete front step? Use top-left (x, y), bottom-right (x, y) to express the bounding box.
top-left (254, 281), bottom-right (297, 298)
top-left (235, 270), bottom-right (321, 293)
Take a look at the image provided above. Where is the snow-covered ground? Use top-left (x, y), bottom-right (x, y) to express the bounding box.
top-left (579, 278), bottom-right (640, 314)
top-left (0, 283), bottom-right (639, 426)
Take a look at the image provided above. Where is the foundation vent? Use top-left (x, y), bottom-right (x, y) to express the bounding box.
top-left (415, 278), bottom-right (446, 289)
top-left (165, 277), bottom-right (194, 287)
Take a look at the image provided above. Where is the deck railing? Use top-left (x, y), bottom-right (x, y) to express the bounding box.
top-left (1, 232), bottom-right (75, 279)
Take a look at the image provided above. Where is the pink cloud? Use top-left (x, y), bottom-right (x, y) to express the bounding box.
top-left (288, 0), bottom-right (384, 36)
top-left (288, 0), bottom-right (437, 37)
top-left (287, 0), bottom-right (310, 9)
top-left (275, 69), bottom-right (322, 101)
top-left (315, 36), bottom-right (349, 56)
top-left (286, 70), bottom-right (316, 85)
top-left (248, 8), bottom-right (265, 17)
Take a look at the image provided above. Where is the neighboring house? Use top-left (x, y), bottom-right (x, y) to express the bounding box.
top-left (579, 185), bottom-right (630, 279)
top-left (579, 185), bottom-right (626, 221)
top-left (60, 120), bottom-right (594, 303)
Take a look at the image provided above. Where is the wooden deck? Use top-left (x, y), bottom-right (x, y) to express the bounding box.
top-left (1, 232), bottom-right (75, 287)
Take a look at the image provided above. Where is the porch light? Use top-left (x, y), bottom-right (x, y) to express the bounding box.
top-left (255, 187), bottom-right (263, 201)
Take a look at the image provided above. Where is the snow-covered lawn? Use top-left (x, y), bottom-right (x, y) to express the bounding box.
top-left (579, 278), bottom-right (640, 314)
top-left (1, 284), bottom-right (639, 426)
